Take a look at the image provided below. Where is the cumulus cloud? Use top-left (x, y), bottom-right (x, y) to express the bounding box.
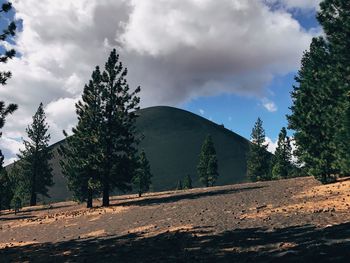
top-left (199, 109), bottom-right (205, 116)
top-left (0, 0), bottom-right (318, 163)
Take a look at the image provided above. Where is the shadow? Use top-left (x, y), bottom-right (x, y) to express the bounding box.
top-left (115, 186), bottom-right (265, 207)
top-left (2, 222), bottom-right (350, 262)
top-left (0, 203), bottom-right (74, 218)
top-left (20, 203), bottom-right (74, 214)
top-left (0, 215), bottom-right (36, 221)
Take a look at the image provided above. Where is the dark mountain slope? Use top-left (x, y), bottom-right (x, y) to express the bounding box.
top-left (19, 106), bottom-right (251, 202)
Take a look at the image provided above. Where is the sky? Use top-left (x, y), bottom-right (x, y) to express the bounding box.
top-left (0, 0), bottom-right (322, 164)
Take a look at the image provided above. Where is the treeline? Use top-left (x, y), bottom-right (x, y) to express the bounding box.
top-left (246, 118), bottom-right (300, 182)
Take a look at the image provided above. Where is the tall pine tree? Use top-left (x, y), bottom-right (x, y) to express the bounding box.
top-left (288, 0), bottom-right (350, 183)
top-left (59, 67), bottom-right (103, 208)
top-left (271, 127), bottom-right (292, 180)
top-left (17, 103), bottom-right (53, 206)
top-left (100, 49), bottom-right (141, 206)
top-left (247, 118), bottom-right (271, 182)
top-left (197, 135), bottom-right (219, 187)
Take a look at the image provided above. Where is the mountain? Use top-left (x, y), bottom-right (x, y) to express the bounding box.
top-left (27, 106), bottom-right (252, 202)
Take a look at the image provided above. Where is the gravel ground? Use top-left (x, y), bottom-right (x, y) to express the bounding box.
top-left (1, 176), bottom-right (350, 262)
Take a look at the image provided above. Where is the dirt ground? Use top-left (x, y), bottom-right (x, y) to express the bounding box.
top-left (1, 176), bottom-right (350, 262)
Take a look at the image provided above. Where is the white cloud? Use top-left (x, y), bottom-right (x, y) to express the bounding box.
top-left (0, 136), bottom-right (24, 155)
top-left (0, 0), bottom-right (318, 163)
top-left (262, 98), bottom-right (278, 112)
top-left (265, 137), bottom-right (278, 153)
top-left (199, 109), bottom-right (205, 115)
top-left (4, 157), bottom-right (19, 166)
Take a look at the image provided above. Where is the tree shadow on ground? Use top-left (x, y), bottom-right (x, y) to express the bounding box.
top-left (2, 222), bottom-right (350, 263)
top-left (115, 186), bottom-right (266, 207)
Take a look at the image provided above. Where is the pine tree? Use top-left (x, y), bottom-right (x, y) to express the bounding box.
top-left (99, 49), bottom-right (141, 206)
top-left (271, 127), bottom-right (292, 180)
top-left (183, 174), bottom-right (192, 189)
top-left (288, 0), bottom-right (350, 183)
top-left (0, 2), bottom-right (17, 200)
top-left (17, 103), bottom-right (53, 206)
top-left (59, 67), bottom-right (103, 208)
top-left (0, 168), bottom-right (13, 211)
top-left (197, 135), bottom-right (219, 187)
top-left (318, 0), bottom-right (350, 177)
top-left (133, 150), bottom-right (152, 197)
top-left (247, 118), bottom-right (271, 182)
top-left (8, 162), bottom-right (28, 208)
top-left (336, 94), bottom-right (350, 174)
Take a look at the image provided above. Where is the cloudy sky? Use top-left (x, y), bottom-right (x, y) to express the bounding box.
top-left (0, 0), bottom-right (321, 164)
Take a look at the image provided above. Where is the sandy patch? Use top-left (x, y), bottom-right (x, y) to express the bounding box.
top-left (80, 229), bottom-right (106, 239)
top-left (0, 241), bottom-right (38, 249)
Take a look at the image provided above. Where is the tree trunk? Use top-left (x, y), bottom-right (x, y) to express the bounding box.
top-left (30, 192), bottom-right (37, 206)
top-left (87, 189), bottom-right (93, 208)
top-left (138, 191), bottom-right (142, 197)
top-left (102, 183), bottom-right (109, 207)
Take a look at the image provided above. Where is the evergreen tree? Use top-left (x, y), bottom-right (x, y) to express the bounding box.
top-left (17, 103), bottom-right (53, 206)
top-left (59, 67), bottom-right (103, 208)
top-left (288, 0), bottom-right (350, 183)
top-left (197, 135), bottom-right (219, 187)
top-left (0, 2), bottom-right (17, 202)
top-left (99, 49), bottom-right (141, 206)
top-left (133, 150), bottom-right (152, 197)
top-left (183, 174), bottom-right (192, 189)
top-left (271, 127), bottom-right (292, 180)
top-left (336, 94), bottom-right (350, 174)
top-left (0, 168), bottom-right (13, 211)
top-left (8, 162), bottom-right (28, 208)
top-left (247, 118), bottom-right (271, 181)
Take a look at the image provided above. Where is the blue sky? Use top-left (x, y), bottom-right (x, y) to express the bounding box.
top-left (0, 1), bottom-right (321, 163)
top-left (184, 8), bottom-right (320, 141)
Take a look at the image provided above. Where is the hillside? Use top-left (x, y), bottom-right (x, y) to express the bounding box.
top-left (45, 106), bottom-right (251, 202)
top-left (1, 177), bottom-right (350, 262)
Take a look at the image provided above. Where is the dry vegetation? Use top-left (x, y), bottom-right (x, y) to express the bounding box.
top-left (1, 177), bottom-right (350, 262)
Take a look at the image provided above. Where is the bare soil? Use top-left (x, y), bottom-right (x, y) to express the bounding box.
top-left (1, 176), bottom-right (350, 262)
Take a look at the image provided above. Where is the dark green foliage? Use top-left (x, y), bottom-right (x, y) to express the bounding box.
top-left (197, 135), bottom-right (219, 187)
top-left (176, 180), bottom-right (183, 190)
top-left (59, 67), bottom-right (103, 208)
top-left (271, 127), bottom-right (293, 180)
top-left (183, 174), bottom-right (192, 189)
top-left (60, 49), bottom-right (141, 207)
top-left (17, 103), bottom-right (53, 206)
top-left (0, 169), bottom-right (12, 211)
top-left (336, 94), bottom-right (350, 174)
top-left (99, 49), bottom-right (141, 206)
top-left (0, 1), bottom-right (16, 86)
top-left (0, 3), bottom-right (17, 203)
top-left (247, 118), bottom-right (271, 182)
top-left (288, 0), bottom-right (350, 183)
top-left (8, 162), bottom-right (28, 207)
top-left (133, 150), bottom-right (152, 197)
